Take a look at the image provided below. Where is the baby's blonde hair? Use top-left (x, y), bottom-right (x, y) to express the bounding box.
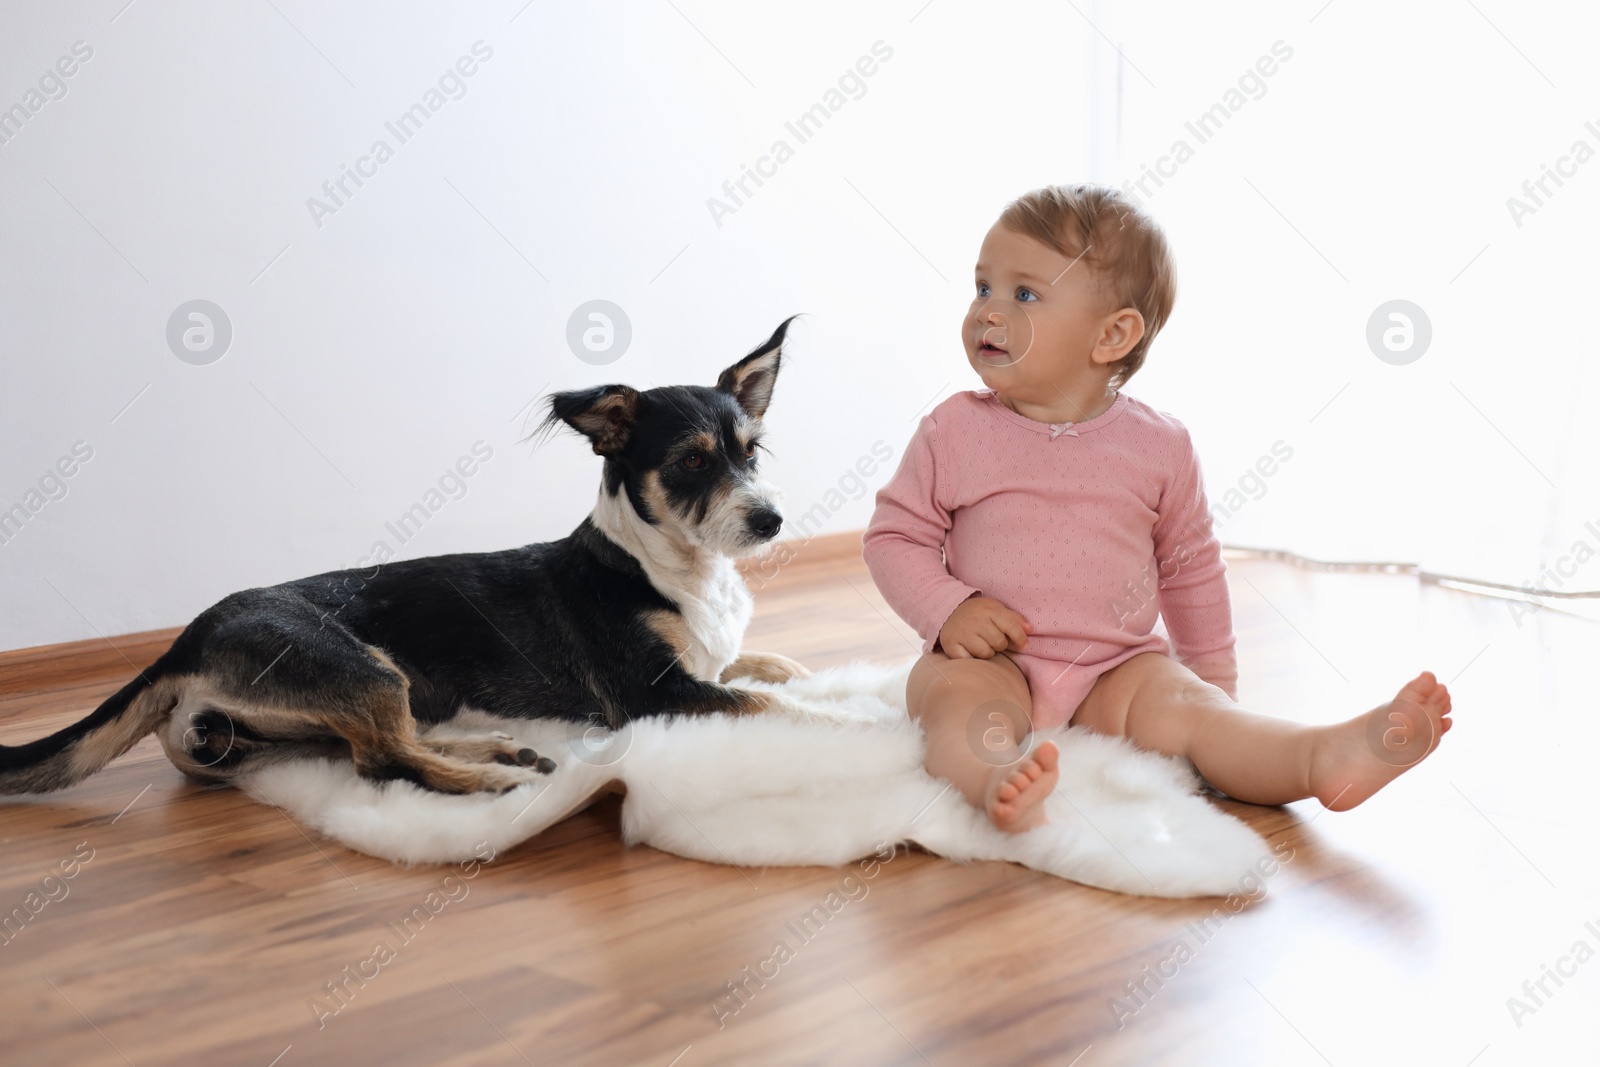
top-left (998, 185), bottom-right (1176, 387)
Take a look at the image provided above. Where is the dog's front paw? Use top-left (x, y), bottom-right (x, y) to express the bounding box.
top-left (769, 655), bottom-right (813, 682)
top-left (722, 651), bottom-right (812, 684)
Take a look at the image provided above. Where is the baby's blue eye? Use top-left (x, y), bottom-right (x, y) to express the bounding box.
top-left (976, 282), bottom-right (991, 297)
top-left (1016, 287), bottom-right (1038, 302)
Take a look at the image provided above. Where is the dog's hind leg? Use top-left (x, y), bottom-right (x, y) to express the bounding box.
top-left (344, 648), bottom-right (553, 794)
top-left (354, 730), bottom-right (551, 794)
top-left (420, 732), bottom-right (557, 773)
top-left (160, 646), bottom-right (552, 795)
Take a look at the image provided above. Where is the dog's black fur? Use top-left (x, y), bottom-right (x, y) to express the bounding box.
top-left (0, 318), bottom-right (808, 796)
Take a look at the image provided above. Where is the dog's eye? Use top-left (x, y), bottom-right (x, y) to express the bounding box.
top-left (744, 441), bottom-right (757, 458)
top-left (681, 453), bottom-right (706, 470)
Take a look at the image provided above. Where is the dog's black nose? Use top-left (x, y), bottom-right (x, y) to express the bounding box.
top-left (747, 507), bottom-right (782, 540)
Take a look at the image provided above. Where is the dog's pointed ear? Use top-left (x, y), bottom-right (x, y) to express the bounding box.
top-left (716, 316), bottom-right (797, 421)
top-left (542, 384), bottom-right (639, 457)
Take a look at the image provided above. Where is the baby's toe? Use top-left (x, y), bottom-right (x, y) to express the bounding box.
top-left (1396, 672), bottom-right (1436, 704)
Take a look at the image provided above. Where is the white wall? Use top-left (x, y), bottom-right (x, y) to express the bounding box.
top-left (0, 0), bottom-right (1097, 650)
top-left (1110, 1), bottom-right (1600, 592)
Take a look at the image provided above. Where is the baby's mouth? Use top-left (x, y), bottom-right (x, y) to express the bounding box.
top-left (978, 339), bottom-right (1009, 358)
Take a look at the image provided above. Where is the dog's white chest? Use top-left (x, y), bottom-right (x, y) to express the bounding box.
top-left (674, 558), bottom-right (752, 681)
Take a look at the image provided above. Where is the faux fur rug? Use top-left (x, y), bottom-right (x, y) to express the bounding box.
top-left (242, 659), bottom-right (1271, 898)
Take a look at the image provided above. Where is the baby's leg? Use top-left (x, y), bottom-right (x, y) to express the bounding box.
top-left (906, 652), bottom-right (1060, 833)
top-left (1072, 653), bottom-right (1453, 808)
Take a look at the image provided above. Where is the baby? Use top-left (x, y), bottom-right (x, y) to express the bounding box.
top-left (863, 185), bottom-right (1453, 833)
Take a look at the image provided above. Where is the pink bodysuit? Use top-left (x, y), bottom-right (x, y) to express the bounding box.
top-left (863, 389), bottom-right (1238, 730)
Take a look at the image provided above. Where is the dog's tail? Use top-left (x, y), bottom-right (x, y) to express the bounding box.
top-left (0, 668), bottom-right (180, 795)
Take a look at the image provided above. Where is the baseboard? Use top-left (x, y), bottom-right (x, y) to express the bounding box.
top-left (1, 529), bottom-right (870, 695)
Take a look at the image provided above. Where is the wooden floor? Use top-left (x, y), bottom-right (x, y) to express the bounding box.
top-left (3, 546), bottom-right (1598, 1066)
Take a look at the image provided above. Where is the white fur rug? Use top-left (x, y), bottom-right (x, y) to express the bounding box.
top-left (242, 659), bottom-right (1271, 898)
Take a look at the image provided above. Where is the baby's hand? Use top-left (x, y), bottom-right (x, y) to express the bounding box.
top-left (937, 596), bottom-right (1031, 659)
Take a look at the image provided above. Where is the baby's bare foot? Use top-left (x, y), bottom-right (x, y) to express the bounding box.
top-left (1310, 672), bottom-right (1453, 811)
top-left (986, 740), bottom-right (1059, 833)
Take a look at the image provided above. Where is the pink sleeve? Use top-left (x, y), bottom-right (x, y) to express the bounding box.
top-left (862, 414), bottom-right (980, 652)
top-left (1152, 427), bottom-right (1238, 699)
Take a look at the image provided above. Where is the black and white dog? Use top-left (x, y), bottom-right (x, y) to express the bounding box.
top-left (0, 318), bottom-right (810, 797)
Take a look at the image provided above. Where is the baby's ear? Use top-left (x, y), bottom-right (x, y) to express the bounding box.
top-left (543, 384), bottom-right (639, 456)
top-left (716, 315), bottom-right (797, 420)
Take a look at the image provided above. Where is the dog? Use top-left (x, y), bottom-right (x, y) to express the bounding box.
top-left (1, 318), bottom-right (812, 797)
